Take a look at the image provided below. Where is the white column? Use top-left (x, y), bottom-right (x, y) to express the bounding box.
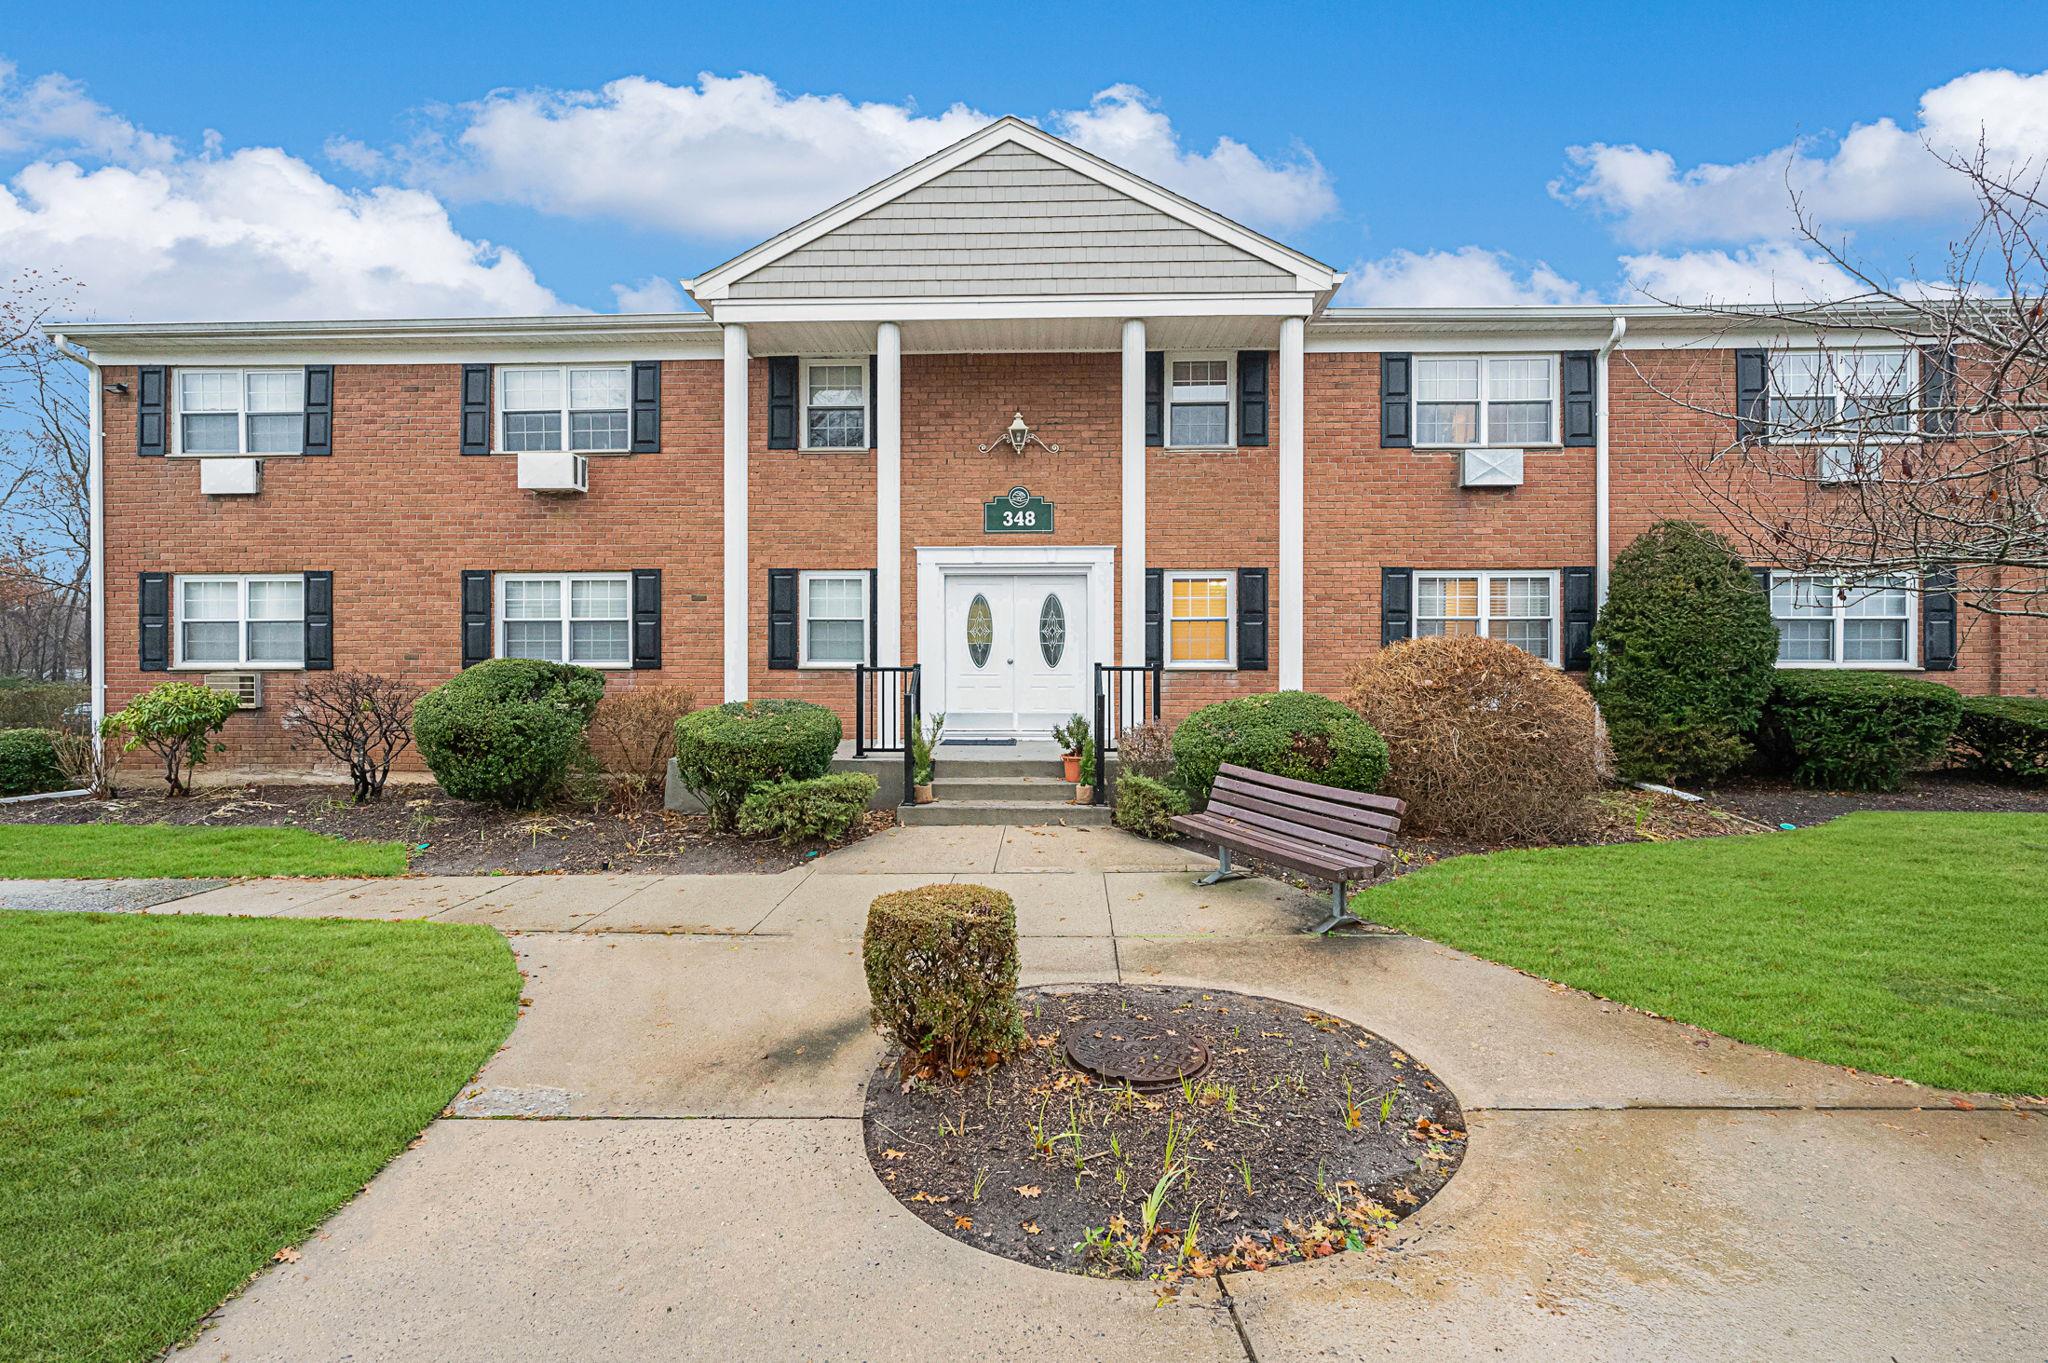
top-left (875, 322), bottom-right (903, 666)
top-left (721, 323), bottom-right (750, 701)
top-left (1120, 317), bottom-right (1148, 665)
top-left (1278, 315), bottom-right (1306, 691)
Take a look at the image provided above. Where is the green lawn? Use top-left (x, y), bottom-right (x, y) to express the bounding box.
top-left (1356, 813), bottom-right (2048, 1095)
top-left (0, 912), bottom-right (520, 1363)
top-left (0, 824), bottom-right (407, 878)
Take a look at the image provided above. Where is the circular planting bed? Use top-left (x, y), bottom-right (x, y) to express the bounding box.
top-left (862, 983), bottom-right (1466, 1281)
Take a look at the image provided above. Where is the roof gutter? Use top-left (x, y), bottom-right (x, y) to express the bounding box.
top-left (1595, 315), bottom-right (1628, 608)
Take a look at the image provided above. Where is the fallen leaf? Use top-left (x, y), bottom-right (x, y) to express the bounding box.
top-left (908, 1191), bottom-right (951, 1204)
top-left (953, 1214), bottom-right (974, 1230)
top-left (1014, 1184), bottom-right (1042, 1198)
top-left (882, 1148), bottom-right (908, 1160)
top-left (1022, 1220), bottom-right (1041, 1235)
top-left (272, 1246), bottom-right (301, 1263)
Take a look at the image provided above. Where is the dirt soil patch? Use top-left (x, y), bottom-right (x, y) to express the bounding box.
top-left (1702, 770), bottom-right (2048, 829)
top-left (1, 784), bottom-right (889, 874)
top-left (863, 984), bottom-right (1466, 1282)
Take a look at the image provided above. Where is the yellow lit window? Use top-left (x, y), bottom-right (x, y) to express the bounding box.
top-left (1416, 575), bottom-right (1480, 637)
top-left (1168, 573), bottom-right (1232, 665)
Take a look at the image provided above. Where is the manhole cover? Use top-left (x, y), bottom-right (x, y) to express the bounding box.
top-left (1063, 1020), bottom-right (1211, 1090)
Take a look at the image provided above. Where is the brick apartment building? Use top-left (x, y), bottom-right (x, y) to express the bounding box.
top-left (48, 117), bottom-right (2047, 772)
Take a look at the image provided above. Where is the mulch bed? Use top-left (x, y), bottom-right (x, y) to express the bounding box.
top-left (862, 984), bottom-right (1466, 1282)
top-left (1701, 770), bottom-right (2048, 828)
top-left (0, 784), bottom-right (890, 874)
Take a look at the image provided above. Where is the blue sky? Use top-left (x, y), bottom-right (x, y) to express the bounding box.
top-left (5, 0), bottom-right (2046, 319)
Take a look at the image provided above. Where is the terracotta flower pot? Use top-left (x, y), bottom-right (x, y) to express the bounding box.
top-left (1062, 752), bottom-right (1083, 782)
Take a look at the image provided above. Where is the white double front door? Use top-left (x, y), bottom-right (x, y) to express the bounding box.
top-left (942, 573), bottom-right (1089, 737)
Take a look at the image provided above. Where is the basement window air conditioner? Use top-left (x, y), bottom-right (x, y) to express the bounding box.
top-left (201, 671), bottom-right (263, 709)
top-left (1460, 448), bottom-right (1524, 488)
top-left (200, 457), bottom-right (262, 496)
top-left (517, 452), bottom-right (588, 494)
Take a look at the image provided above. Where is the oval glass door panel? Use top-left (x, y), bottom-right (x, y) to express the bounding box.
top-left (1038, 594), bottom-right (1066, 667)
top-left (966, 594), bottom-right (994, 669)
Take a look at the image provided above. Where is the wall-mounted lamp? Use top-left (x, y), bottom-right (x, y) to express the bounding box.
top-left (103, 382), bottom-right (129, 395)
top-left (976, 411), bottom-right (1060, 456)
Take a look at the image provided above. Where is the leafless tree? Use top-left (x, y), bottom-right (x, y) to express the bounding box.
top-left (282, 670), bottom-right (419, 801)
top-left (0, 272), bottom-right (89, 677)
top-left (1629, 145), bottom-right (2048, 621)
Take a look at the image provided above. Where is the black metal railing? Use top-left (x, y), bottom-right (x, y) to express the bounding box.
top-left (853, 663), bottom-right (921, 807)
top-left (1090, 663), bottom-right (1162, 805)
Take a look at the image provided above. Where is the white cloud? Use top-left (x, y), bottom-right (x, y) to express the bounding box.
top-left (1553, 67), bottom-right (2048, 245)
top-left (388, 74), bottom-right (1337, 238)
top-left (1617, 242), bottom-right (1864, 304)
top-left (1339, 247), bottom-right (1596, 306)
top-left (0, 65), bottom-right (567, 321)
top-left (611, 274), bottom-right (685, 312)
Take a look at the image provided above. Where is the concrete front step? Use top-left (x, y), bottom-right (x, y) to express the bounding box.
top-left (900, 798), bottom-right (1112, 827)
top-left (931, 755), bottom-right (1071, 778)
top-left (931, 774), bottom-right (1074, 803)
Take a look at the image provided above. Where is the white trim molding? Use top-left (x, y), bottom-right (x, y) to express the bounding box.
top-left (1277, 315), bottom-right (1305, 689)
top-left (722, 323), bottom-right (750, 701)
top-left (875, 322), bottom-right (903, 666)
top-left (1120, 318), bottom-right (1147, 665)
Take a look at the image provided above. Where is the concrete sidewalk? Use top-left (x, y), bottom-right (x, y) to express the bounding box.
top-left (10, 825), bottom-right (2041, 1360)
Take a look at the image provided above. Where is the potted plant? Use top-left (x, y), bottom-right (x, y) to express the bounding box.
top-left (910, 712), bottom-right (944, 804)
top-left (1053, 714), bottom-right (1090, 783)
top-left (1075, 742), bottom-right (1096, 804)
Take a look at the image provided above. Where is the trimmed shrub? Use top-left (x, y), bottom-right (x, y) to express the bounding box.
top-left (1113, 773), bottom-right (1187, 839)
top-left (674, 698), bottom-right (842, 829)
top-left (1954, 696), bottom-right (2048, 785)
top-left (0, 728), bottom-right (65, 796)
top-left (863, 882), bottom-right (1025, 1074)
top-left (1116, 721), bottom-right (1173, 781)
top-left (104, 681), bottom-right (240, 795)
top-left (1170, 691), bottom-right (1390, 808)
top-left (413, 658), bottom-right (605, 808)
top-left (1591, 520), bottom-right (1781, 783)
top-left (738, 772), bottom-right (879, 844)
top-left (1347, 635), bottom-right (1605, 844)
top-left (0, 681), bottom-right (87, 731)
top-left (1761, 672), bottom-right (1963, 791)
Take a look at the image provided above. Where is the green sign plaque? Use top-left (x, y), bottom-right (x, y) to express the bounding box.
top-left (983, 485), bottom-right (1054, 534)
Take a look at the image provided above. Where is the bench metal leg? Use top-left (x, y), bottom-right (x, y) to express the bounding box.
top-left (1311, 879), bottom-right (1367, 936)
top-left (1196, 846), bottom-right (1251, 887)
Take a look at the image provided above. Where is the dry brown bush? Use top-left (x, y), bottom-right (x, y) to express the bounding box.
top-left (588, 682), bottom-right (696, 805)
top-left (1116, 720), bottom-right (1173, 780)
top-left (1345, 635), bottom-right (1605, 845)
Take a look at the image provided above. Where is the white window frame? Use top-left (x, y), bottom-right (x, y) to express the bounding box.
top-left (1766, 347), bottom-right (1919, 444)
top-left (1164, 352), bottom-right (1235, 450)
top-left (1412, 570), bottom-right (1562, 666)
top-left (170, 368), bottom-right (304, 457)
top-left (494, 572), bottom-right (634, 669)
top-left (1164, 570), bottom-right (1236, 669)
top-left (797, 570), bottom-right (871, 669)
top-left (171, 573), bottom-right (306, 669)
top-left (1411, 354), bottom-right (1560, 449)
top-left (801, 357), bottom-right (868, 451)
top-left (494, 364), bottom-right (632, 455)
top-left (1768, 571), bottom-right (1919, 670)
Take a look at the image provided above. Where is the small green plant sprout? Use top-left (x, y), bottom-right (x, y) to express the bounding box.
top-left (1179, 1204), bottom-right (1202, 1266)
top-left (971, 1166), bottom-right (988, 1200)
top-left (1237, 1157), bottom-right (1255, 1197)
top-left (1029, 1096), bottom-right (1054, 1154)
top-left (1339, 1078), bottom-right (1365, 1131)
top-left (1378, 1090), bottom-right (1395, 1126)
top-left (1180, 1073), bottom-right (1197, 1106)
top-left (1161, 1111), bottom-right (1188, 1175)
top-left (1108, 1131), bottom-right (1122, 1164)
top-left (1140, 1167), bottom-right (1179, 1248)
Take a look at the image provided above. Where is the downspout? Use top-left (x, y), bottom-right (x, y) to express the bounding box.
top-left (50, 335), bottom-right (104, 759)
top-left (1595, 316), bottom-right (1627, 606)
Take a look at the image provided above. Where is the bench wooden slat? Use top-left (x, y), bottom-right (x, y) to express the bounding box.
top-left (1185, 803), bottom-right (1395, 867)
top-left (1171, 814), bottom-right (1385, 879)
top-left (1211, 764), bottom-right (1406, 818)
top-left (1206, 783), bottom-right (1403, 839)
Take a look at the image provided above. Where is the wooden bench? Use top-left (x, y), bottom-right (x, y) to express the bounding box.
top-left (1170, 763), bottom-right (1407, 935)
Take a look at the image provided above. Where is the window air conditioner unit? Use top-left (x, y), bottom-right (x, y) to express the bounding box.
top-left (202, 671), bottom-right (262, 709)
top-left (1460, 448), bottom-right (1524, 488)
top-left (200, 457), bottom-right (262, 496)
top-left (517, 452), bottom-right (588, 494)
top-left (1818, 445), bottom-right (1879, 484)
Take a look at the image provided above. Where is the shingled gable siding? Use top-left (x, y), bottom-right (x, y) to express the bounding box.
top-left (96, 360), bottom-right (725, 775)
top-left (725, 144), bottom-right (1299, 299)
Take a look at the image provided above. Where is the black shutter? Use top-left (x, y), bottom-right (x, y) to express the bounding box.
top-left (767, 357), bottom-right (799, 450)
top-left (1735, 348), bottom-right (1768, 442)
top-left (302, 571), bottom-right (334, 670)
top-left (1922, 568), bottom-right (1958, 671)
top-left (1561, 566), bottom-right (1596, 670)
top-left (1380, 354), bottom-right (1412, 447)
top-left (1561, 351), bottom-right (1596, 447)
top-left (631, 569), bottom-right (662, 670)
top-left (1144, 568), bottom-right (1164, 667)
top-left (1750, 565), bottom-right (1773, 597)
top-left (631, 361), bottom-right (661, 453)
top-left (866, 355), bottom-right (877, 452)
top-left (302, 365), bottom-right (334, 456)
top-left (767, 568), bottom-right (799, 668)
top-left (139, 571), bottom-right (169, 670)
top-left (1237, 350), bottom-right (1269, 447)
top-left (1144, 352), bottom-right (1164, 445)
top-left (137, 366), bottom-right (167, 456)
top-left (1381, 567), bottom-right (1413, 645)
top-left (1236, 567), bottom-right (1269, 671)
top-left (1919, 347), bottom-right (1956, 436)
top-left (866, 568), bottom-right (879, 666)
top-left (460, 365), bottom-right (491, 455)
top-left (461, 571), bottom-right (492, 668)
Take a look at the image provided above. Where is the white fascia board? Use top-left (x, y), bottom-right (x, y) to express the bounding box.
top-left (49, 314), bottom-right (721, 366)
top-left (708, 293), bottom-right (1319, 327)
top-left (689, 118), bottom-right (1339, 302)
top-left (82, 341), bottom-right (722, 367)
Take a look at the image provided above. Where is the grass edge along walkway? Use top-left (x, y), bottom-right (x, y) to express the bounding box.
top-left (0, 823), bottom-right (407, 878)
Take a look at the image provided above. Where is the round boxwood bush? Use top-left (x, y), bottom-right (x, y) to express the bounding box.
top-left (1591, 520), bottom-right (1780, 784)
top-left (1761, 671), bottom-right (1963, 791)
top-left (674, 698), bottom-right (842, 829)
top-left (1169, 690), bottom-right (1389, 808)
top-left (1112, 772), bottom-right (1188, 839)
top-left (1954, 696), bottom-right (2048, 785)
top-left (0, 727), bottom-right (65, 796)
top-left (413, 658), bottom-right (605, 808)
top-left (863, 882), bottom-right (1024, 1075)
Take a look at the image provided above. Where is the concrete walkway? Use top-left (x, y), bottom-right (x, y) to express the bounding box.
top-left (9, 824), bottom-right (2042, 1360)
